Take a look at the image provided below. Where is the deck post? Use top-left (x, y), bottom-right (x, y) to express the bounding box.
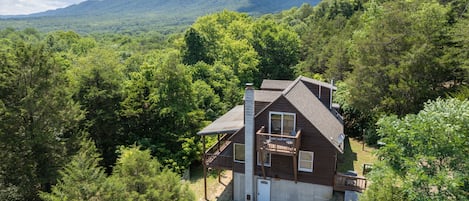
top-left (202, 135), bottom-right (207, 201)
top-left (293, 154), bottom-right (298, 183)
top-left (260, 149), bottom-right (266, 179)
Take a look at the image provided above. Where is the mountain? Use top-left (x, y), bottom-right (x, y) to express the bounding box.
top-left (0, 0), bottom-right (320, 34)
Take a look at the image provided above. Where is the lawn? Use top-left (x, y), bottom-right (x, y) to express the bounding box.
top-left (337, 137), bottom-right (377, 176)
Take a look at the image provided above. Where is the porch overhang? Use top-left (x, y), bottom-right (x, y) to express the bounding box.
top-left (197, 105), bottom-right (244, 136)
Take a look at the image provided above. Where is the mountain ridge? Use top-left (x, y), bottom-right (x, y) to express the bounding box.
top-left (0, 0), bottom-right (320, 34)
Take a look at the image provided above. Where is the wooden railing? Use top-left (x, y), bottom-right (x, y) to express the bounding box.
top-left (334, 173), bottom-right (368, 192)
top-left (204, 153), bottom-right (232, 170)
top-left (256, 126), bottom-right (302, 156)
top-left (204, 134), bottom-right (233, 169)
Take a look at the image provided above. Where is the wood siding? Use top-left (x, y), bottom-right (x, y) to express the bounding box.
top-left (255, 101), bottom-right (270, 114)
top-left (303, 81), bottom-right (332, 108)
top-left (232, 96), bottom-right (338, 186)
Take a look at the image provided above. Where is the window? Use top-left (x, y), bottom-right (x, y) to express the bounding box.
top-left (257, 151), bottom-right (271, 167)
top-left (298, 151), bottom-right (314, 172)
top-left (233, 143), bottom-right (245, 163)
top-left (269, 112), bottom-right (296, 135)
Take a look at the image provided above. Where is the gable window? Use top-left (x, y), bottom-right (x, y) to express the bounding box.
top-left (269, 112), bottom-right (296, 135)
top-left (233, 143), bottom-right (245, 163)
top-left (298, 151), bottom-right (314, 172)
top-left (257, 151), bottom-right (271, 167)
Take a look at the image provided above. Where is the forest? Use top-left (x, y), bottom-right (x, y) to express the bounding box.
top-left (0, 0), bottom-right (468, 200)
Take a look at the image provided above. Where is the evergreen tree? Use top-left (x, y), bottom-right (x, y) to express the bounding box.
top-left (110, 146), bottom-right (195, 201)
top-left (40, 137), bottom-right (107, 201)
top-left (182, 28), bottom-right (213, 65)
top-left (0, 40), bottom-right (83, 200)
top-left (347, 0), bottom-right (454, 116)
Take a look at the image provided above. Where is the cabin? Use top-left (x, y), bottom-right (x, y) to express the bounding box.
top-left (198, 76), bottom-right (365, 201)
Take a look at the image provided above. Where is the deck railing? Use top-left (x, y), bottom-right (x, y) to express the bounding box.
top-left (334, 173), bottom-right (368, 192)
top-left (204, 134), bottom-right (233, 169)
top-left (256, 126), bottom-right (302, 156)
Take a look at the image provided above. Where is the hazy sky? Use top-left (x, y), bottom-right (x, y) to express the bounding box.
top-left (0, 0), bottom-right (87, 15)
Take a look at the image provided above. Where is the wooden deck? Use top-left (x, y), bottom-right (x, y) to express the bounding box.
top-left (204, 134), bottom-right (233, 170)
top-left (256, 126), bottom-right (302, 156)
top-left (256, 126), bottom-right (302, 182)
top-left (333, 173), bottom-right (368, 193)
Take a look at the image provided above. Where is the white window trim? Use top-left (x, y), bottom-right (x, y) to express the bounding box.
top-left (233, 143), bottom-right (245, 163)
top-left (268, 111), bottom-right (296, 135)
top-left (298, 151), bottom-right (314, 172)
top-left (257, 151), bottom-right (271, 167)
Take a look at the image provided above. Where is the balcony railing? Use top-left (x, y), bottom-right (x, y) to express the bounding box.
top-left (333, 173), bottom-right (368, 192)
top-left (204, 134), bottom-right (233, 170)
top-left (256, 126), bottom-right (302, 156)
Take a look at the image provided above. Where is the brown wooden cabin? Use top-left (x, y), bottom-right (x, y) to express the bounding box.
top-left (198, 76), bottom-right (365, 201)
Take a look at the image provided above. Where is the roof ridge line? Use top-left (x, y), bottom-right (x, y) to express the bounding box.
top-left (281, 76), bottom-right (303, 96)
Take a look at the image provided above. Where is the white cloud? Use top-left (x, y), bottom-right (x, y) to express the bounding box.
top-left (0, 0), bottom-right (86, 15)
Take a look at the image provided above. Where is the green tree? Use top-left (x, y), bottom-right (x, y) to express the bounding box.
top-left (362, 98), bottom-right (469, 200)
top-left (191, 61), bottom-right (242, 109)
top-left (293, 0), bottom-right (362, 80)
top-left (40, 137), bottom-right (107, 201)
top-left (182, 27), bottom-right (213, 65)
top-left (347, 0), bottom-right (454, 116)
top-left (251, 18), bottom-right (300, 85)
top-left (121, 50), bottom-right (204, 172)
top-left (111, 146), bottom-right (194, 201)
top-left (192, 80), bottom-right (224, 120)
top-left (0, 41), bottom-right (83, 200)
top-left (70, 48), bottom-right (125, 172)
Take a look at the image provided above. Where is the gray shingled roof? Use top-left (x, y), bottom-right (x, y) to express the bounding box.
top-left (254, 90), bottom-right (282, 102)
top-left (284, 80), bottom-right (344, 153)
top-left (260, 79), bottom-right (293, 91)
top-left (300, 76), bottom-right (337, 90)
top-left (197, 105), bottom-right (244, 135)
top-left (261, 76), bottom-right (336, 91)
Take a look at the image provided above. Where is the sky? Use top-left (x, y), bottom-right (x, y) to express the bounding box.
top-left (0, 0), bottom-right (87, 15)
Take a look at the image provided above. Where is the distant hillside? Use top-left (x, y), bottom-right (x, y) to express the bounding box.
top-left (0, 0), bottom-right (320, 34)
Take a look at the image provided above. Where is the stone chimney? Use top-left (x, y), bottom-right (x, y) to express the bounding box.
top-left (244, 83), bottom-right (255, 200)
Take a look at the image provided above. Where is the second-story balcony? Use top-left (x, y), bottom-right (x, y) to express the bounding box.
top-left (256, 126), bottom-right (302, 156)
top-left (203, 133), bottom-right (233, 170)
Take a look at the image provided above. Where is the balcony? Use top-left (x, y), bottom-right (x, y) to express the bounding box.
top-left (203, 134), bottom-right (233, 170)
top-left (333, 173), bottom-right (368, 192)
top-left (256, 126), bottom-right (302, 156)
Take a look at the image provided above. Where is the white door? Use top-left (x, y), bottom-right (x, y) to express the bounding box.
top-left (257, 179), bottom-right (271, 201)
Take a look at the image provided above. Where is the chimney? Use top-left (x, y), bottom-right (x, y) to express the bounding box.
top-left (244, 83), bottom-right (255, 201)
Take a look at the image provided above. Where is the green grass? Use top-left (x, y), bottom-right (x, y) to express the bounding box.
top-left (188, 165), bottom-right (232, 201)
top-left (337, 137), bottom-right (377, 176)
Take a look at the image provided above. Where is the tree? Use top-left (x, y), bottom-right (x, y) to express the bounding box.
top-left (110, 146), bottom-right (194, 201)
top-left (251, 18), bottom-right (300, 85)
top-left (70, 47), bottom-right (125, 172)
top-left (347, 0), bottom-right (455, 116)
top-left (362, 98), bottom-right (469, 200)
top-left (0, 41), bottom-right (83, 200)
top-left (182, 27), bottom-right (213, 65)
top-left (190, 61), bottom-right (242, 109)
top-left (120, 50), bottom-right (204, 172)
top-left (40, 137), bottom-right (107, 201)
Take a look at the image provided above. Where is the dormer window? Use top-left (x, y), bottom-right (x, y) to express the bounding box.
top-left (269, 112), bottom-right (296, 135)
